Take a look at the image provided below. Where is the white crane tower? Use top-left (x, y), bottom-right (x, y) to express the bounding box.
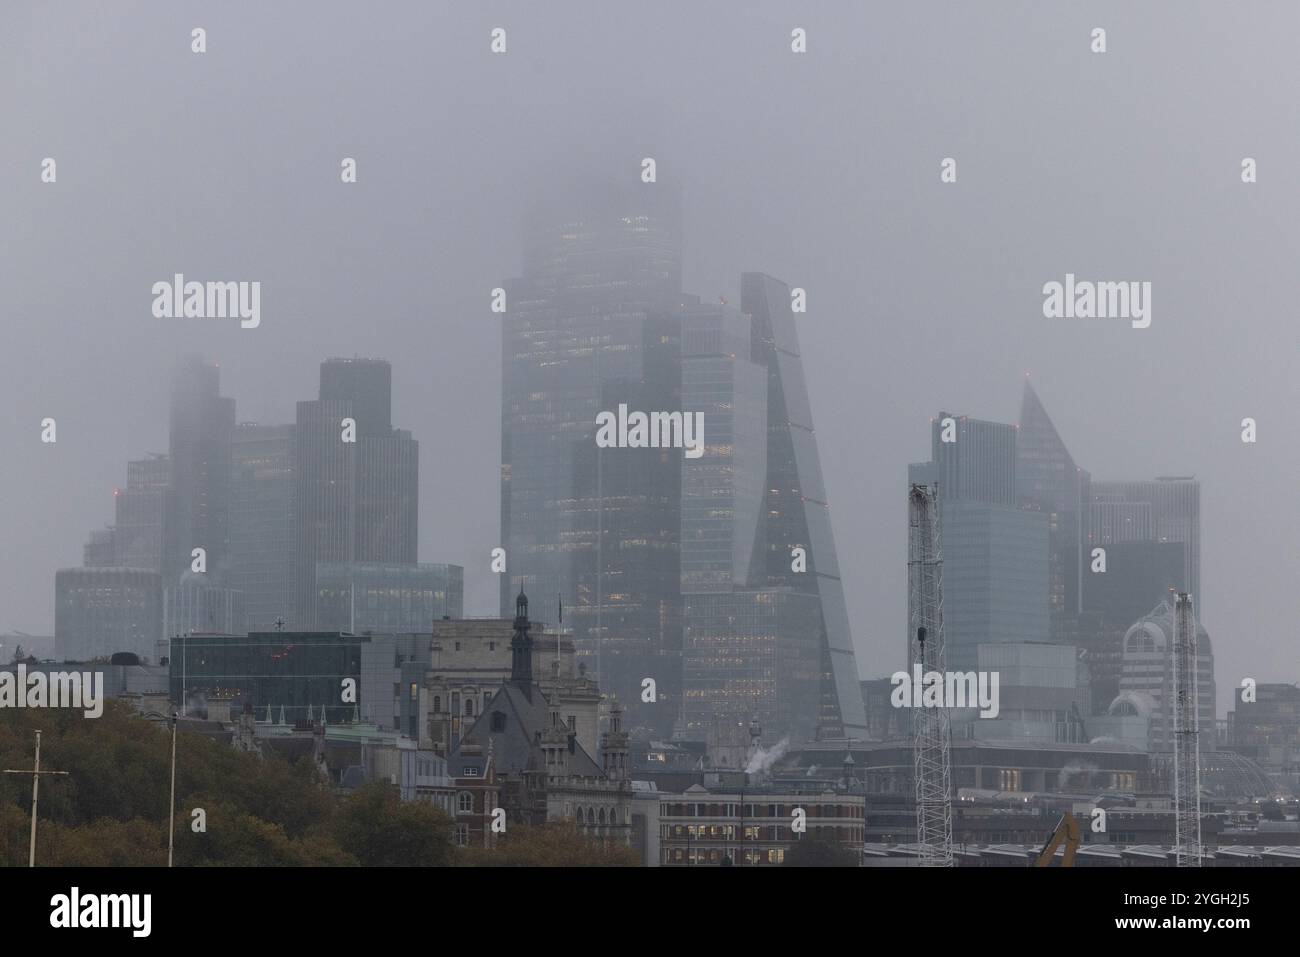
top-left (907, 483), bottom-right (953, 867)
top-left (1172, 592), bottom-right (1202, 867)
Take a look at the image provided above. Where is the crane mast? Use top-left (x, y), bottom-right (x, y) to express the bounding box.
top-left (908, 483), bottom-right (953, 867)
top-left (1172, 592), bottom-right (1202, 867)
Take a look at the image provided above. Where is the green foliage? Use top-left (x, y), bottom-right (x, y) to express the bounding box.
top-left (0, 702), bottom-right (439, 867)
top-left (331, 781), bottom-right (454, 866)
top-left (458, 821), bottom-right (639, 867)
top-left (782, 830), bottom-right (859, 867)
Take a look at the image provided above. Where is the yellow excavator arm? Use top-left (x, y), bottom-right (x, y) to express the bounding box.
top-left (1034, 812), bottom-right (1081, 867)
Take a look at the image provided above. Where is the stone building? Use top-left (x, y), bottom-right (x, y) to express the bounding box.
top-left (446, 591), bottom-right (633, 847)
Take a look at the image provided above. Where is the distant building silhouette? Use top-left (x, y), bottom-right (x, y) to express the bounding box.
top-left (295, 358), bottom-right (418, 627)
top-left (229, 423), bottom-right (298, 630)
top-left (164, 355), bottom-right (235, 584)
top-left (910, 414), bottom-right (1049, 672)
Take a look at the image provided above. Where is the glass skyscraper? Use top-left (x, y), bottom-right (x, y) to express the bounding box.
top-left (296, 359), bottom-right (419, 627)
top-left (739, 274), bottom-right (867, 740)
top-left (315, 561), bottom-right (463, 634)
top-left (499, 181), bottom-right (686, 734)
top-left (164, 356), bottom-right (235, 585)
top-left (229, 423), bottom-right (298, 630)
top-left (910, 414), bottom-right (1050, 673)
top-left (680, 303), bottom-right (822, 747)
top-left (1016, 380), bottom-right (1090, 635)
top-left (499, 190), bottom-right (866, 740)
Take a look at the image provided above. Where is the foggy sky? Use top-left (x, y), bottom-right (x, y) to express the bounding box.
top-left (3, 1), bottom-right (1297, 714)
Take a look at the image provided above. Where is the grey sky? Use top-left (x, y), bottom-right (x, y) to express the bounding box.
top-left (3, 1), bottom-right (1296, 713)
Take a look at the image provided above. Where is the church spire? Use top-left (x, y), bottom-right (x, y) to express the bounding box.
top-left (511, 588), bottom-right (534, 699)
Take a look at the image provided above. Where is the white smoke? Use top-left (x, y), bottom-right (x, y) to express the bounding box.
top-left (1058, 760), bottom-right (1097, 788)
top-left (745, 737), bottom-right (789, 775)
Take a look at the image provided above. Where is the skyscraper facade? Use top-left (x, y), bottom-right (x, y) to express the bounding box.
top-left (679, 302), bottom-right (822, 747)
top-left (1088, 478), bottom-right (1201, 615)
top-left (740, 273), bottom-right (867, 739)
top-left (164, 356), bottom-right (235, 586)
top-left (1016, 380), bottom-right (1090, 637)
top-left (499, 189), bottom-right (866, 740)
top-left (295, 359), bottom-right (418, 627)
top-left (911, 414), bottom-right (1049, 673)
top-left (229, 423), bottom-right (298, 630)
top-left (114, 454), bottom-right (170, 572)
top-left (55, 567), bottom-right (162, 661)
top-left (499, 182), bottom-right (685, 733)
top-left (315, 561), bottom-right (463, 634)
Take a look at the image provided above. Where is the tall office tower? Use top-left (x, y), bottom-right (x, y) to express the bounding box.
top-left (1015, 380), bottom-right (1090, 638)
top-left (114, 454), bottom-right (170, 572)
top-left (82, 527), bottom-right (116, 566)
top-left (1088, 477), bottom-right (1201, 617)
top-left (740, 273), bottom-right (867, 740)
top-left (296, 358), bottom-right (418, 627)
top-left (163, 575), bottom-right (246, 638)
top-left (910, 414), bottom-right (1049, 672)
top-left (55, 567), bottom-right (162, 661)
top-left (679, 303), bottom-right (823, 749)
top-left (315, 561), bottom-right (463, 633)
top-left (499, 181), bottom-right (685, 734)
top-left (229, 423), bottom-right (298, 629)
top-left (319, 357), bottom-right (392, 437)
top-left (164, 356), bottom-right (236, 586)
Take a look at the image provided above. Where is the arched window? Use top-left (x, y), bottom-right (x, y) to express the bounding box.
top-left (464, 698), bottom-right (475, 717)
top-left (457, 791), bottom-right (473, 813)
top-left (598, 807), bottom-right (607, 825)
top-left (433, 695), bottom-right (441, 714)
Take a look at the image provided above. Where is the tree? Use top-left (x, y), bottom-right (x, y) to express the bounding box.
top-left (331, 781), bottom-right (454, 866)
top-left (783, 831), bottom-right (859, 867)
top-left (458, 822), bottom-right (639, 867)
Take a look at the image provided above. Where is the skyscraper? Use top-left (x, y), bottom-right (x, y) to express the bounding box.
top-left (164, 356), bottom-right (235, 585)
top-left (55, 567), bottom-right (162, 661)
top-left (740, 273), bottom-right (867, 740)
top-left (910, 414), bottom-right (1049, 673)
top-left (679, 301), bottom-right (823, 749)
top-left (1088, 477), bottom-right (1201, 615)
top-left (229, 423), bottom-right (297, 629)
top-left (1016, 380), bottom-right (1090, 636)
top-left (114, 454), bottom-right (170, 573)
top-left (295, 359), bottom-right (418, 627)
top-left (499, 181), bottom-right (685, 733)
top-left (315, 561), bottom-right (463, 633)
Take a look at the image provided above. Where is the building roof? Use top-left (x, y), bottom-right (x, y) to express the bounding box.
top-left (454, 681), bottom-right (603, 779)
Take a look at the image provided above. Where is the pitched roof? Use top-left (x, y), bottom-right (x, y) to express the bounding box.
top-left (454, 682), bottom-right (603, 779)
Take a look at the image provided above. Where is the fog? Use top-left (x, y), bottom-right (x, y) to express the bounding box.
top-left (3, 1), bottom-right (1297, 713)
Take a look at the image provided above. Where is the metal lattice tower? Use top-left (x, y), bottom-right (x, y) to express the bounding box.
top-left (1172, 592), bottom-right (1202, 867)
top-left (908, 483), bottom-right (953, 867)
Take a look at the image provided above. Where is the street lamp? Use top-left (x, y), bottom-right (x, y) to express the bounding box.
top-left (3, 729), bottom-right (68, 866)
top-left (168, 712), bottom-right (178, 867)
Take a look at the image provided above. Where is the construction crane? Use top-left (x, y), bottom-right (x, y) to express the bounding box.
top-left (1034, 813), bottom-right (1081, 867)
top-left (907, 483), bottom-right (953, 867)
top-left (1172, 592), bottom-right (1202, 867)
